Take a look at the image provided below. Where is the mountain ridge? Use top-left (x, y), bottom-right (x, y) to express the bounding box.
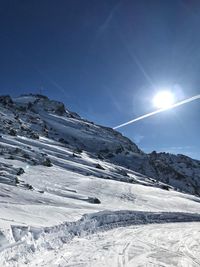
top-left (0, 93), bottom-right (199, 196)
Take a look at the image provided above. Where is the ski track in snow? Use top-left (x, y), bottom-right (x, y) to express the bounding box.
top-left (25, 222), bottom-right (200, 267)
top-left (1, 210), bottom-right (200, 266)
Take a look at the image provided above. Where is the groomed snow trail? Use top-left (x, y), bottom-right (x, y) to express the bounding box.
top-left (1, 211), bottom-right (200, 267)
top-left (27, 222), bottom-right (200, 267)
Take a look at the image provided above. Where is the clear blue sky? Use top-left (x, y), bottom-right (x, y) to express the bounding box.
top-left (0, 0), bottom-right (200, 159)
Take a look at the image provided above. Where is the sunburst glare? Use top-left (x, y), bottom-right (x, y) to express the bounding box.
top-left (153, 90), bottom-right (175, 109)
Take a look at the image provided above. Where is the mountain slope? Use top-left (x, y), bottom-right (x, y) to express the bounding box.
top-left (0, 94), bottom-right (199, 196)
top-left (0, 94), bottom-right (200, 266)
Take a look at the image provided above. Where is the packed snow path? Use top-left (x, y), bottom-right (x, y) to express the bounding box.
top-left (1, 210), bottom-right (200, 266)
top-left (20, 222), bottom-right (200, 267)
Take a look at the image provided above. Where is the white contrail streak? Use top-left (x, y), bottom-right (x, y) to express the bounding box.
top-left (113, 94), bottom-right (200, 130)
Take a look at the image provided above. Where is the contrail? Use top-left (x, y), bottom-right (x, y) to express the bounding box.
top-left (113, 94), bottom-right (200, 130)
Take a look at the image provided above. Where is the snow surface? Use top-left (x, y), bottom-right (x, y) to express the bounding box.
top-left (26, 222), bottom-right (200, 267)
top-left (0, 94), bottom-right (200, 266)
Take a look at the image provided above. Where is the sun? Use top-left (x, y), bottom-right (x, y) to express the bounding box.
top-left (153, 90), bottom-right (175, 109)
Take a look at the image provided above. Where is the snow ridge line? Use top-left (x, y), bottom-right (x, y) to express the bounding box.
top-left (9, 210), bottom-right (200, 247)
top-left (1, 210), bottom-right (200, 265)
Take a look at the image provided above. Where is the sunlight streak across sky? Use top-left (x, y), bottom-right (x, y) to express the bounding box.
top-left (113, 94), bottom-right (200, 130)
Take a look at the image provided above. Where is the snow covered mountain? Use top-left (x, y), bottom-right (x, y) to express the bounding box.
top-left (0, 94), bottom-right (200, 266)
top-left (148, 151), bottom-right (200, 196)
top-left (0, 94), bottom-right (199, 196)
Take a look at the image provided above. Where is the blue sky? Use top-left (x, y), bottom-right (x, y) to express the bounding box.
top-left (0, 0), bottom-right (200, 159)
